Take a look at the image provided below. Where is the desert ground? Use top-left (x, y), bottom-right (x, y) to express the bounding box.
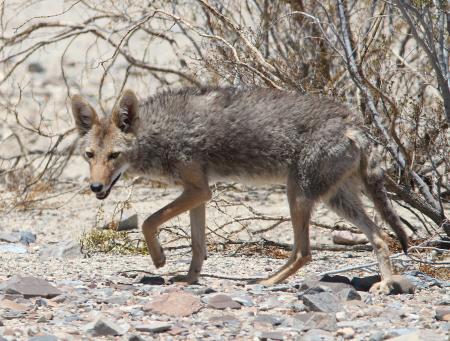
top-left (0, 168), bottom-right (449, 340)
top-left (0, 1), bottom-right (449, 340)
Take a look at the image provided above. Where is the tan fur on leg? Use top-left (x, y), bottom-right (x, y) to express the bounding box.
top-left (170, 203), bottom-right (206, 284)
top-left (142, 163), bottom-right (211, 271)
top-left (259, 173), bottom-right (313, 285)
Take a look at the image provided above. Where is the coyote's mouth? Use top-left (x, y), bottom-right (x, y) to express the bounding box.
top-left (96, 172), bottom-right (122, 200)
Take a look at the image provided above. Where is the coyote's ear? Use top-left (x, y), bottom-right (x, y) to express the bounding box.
top-left (71, 95), bottom-right (99, 136)
top-left (112, 89), bottom-right (139, 133)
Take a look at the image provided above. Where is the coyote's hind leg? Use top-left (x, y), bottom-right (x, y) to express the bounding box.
top-left (326, 181), bottom-right (413, 294)
top-left (258, 173), bottom-right (313, 285)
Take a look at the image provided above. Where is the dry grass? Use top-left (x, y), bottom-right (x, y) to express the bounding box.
top-left (419, 263), bottom-right (450, 281)
top-left (208, 241), bottom-right (290, 259)
top-left (80, 228), bottom-right (148, 256)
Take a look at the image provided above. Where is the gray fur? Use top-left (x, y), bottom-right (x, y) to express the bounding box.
top-left (129, 87), bottom-right (359, 196)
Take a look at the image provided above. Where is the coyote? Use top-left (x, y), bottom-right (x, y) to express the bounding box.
top-left (71, 87), bottom-right (412, 293)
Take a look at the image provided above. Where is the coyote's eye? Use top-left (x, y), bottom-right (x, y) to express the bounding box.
top-left (85, 151), bottom-right (94, 159)
top-left (108, 152), bottom-right (121, 160)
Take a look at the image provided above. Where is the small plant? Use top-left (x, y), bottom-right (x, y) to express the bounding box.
top-left (80, 228), bottom-right (148, 255)
top-left (80, 181), bottom-right (147, 255)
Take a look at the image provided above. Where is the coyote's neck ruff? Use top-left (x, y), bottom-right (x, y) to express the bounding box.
top-left (71, 87), bottom-right (412, 293)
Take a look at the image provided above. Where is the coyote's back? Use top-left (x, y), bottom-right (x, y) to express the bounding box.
top-left (134, 87), bottom-right (360, 190)
top-left (71, 87), bottom-right (412, 293)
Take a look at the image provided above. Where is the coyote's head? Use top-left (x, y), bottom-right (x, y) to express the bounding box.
top-left (71, 90), bottom-right (139, 200)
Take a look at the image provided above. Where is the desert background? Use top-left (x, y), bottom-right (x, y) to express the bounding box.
top-left (0, 1), bottom-right (449, 340)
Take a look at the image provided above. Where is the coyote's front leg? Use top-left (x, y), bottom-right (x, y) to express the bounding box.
top-left (141, 163), bottom-right (211, 283)
top-left (169, 203), bottom-right (206, 284)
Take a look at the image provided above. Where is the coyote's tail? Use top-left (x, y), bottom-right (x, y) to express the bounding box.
top-left (360, 147), bottom-right (409, 253)
top-left (347, 127), bottom-right (409, 253)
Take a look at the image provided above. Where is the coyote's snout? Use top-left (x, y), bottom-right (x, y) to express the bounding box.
top-left (71, 87), bottom-right (413, 294)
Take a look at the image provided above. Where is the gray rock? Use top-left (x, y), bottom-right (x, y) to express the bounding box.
top-left (291, 301), bottom-right (306, 312)
top-left (103, 213), bottom-right (138, 231)
top-left (268, 284), bottom-right (293, 292)
top-left (337, 320), bottom-right (373, 329)
top-left (246, 284), bottom-right (265, 295)
top-left (37, 312), bottom-right (53, 323)
top-left (257, 331), bottom-right (285, 340)
top-left (0, 244), bottom-right (27, 254)
top-left (104, 293), bottom-right (131, 305)
top-left (338, 288), bottom-right (361, 301)
top-left (129, 308), bottom-right (145, 318)
top-left (437, 295), bottom-right (450, 305)
top-left (0, 276), bottom-right (61, 298)
top-left (387, 332), bottom-right (420, 341)
top-left (418, 330), bottom-right (448, 341)
top-left (128, 335), bottom-right (147, 341)
top-left (253, 314), bottom-right (284, 326)
top-left (92, 287), bottom-right (113, 297)
top-left (20, 231), bottom-right (36, 245)
top-left (302, 292), bottom-right (342, 313)
top-left (2, 310), bottom-right (24, 319)
top-left (436, 306), bottom-right (450, 321)
top-left (0, 232), bottom-right (21, 243)
top-left (369, 331), bottom-right (384, 341)
top-left (204, 294), bottom-right (241, 310)
top-left (292, 312), bottom-right (337, 332)
top-left (39, 240), bottom-right (82, 258)
top-left (28, 336), bottom-right (58, 341)
top-left (231, 294), bottom-right (254, 307)
top-left (335, 311), bottom-right (346, 322)
top-left (118, 213), bottom-right (138, 231)
top-left (439, 322), bottom-right (450, 333)
top-left (135, 322), bottom-right (172, 333)
top-left (63, 314), bottom-right (82, 323)
top-left (83, 317), bottom-right (127, 336)
top-left (209, 314), bottom-right (240, 327)
top-left (320, 274), bottom-right (351, 285)
top-left (382, 328), bottom-right (418, 339)
top-left (184, 285), bottom-right (215, 295)
top-left (259, 295), bottom-right (282, 310)
top-left (337, 327), bottom-right (355, 339)
top-left (300, 329), bottom-right (335, 341)
top-left (28, 62), bottom-right (46, 73)
top-left (139, 276), bottom-right (165, 285)
top-left (350, 275), bottom-right (381, 291)
top-left (298, 285), bottom-right (332, 298)
top-left (299, 280), bottom-right (354, 295)
top-left (403, 271), bottom-right (445, 289)
top-left (35, 298), bottom-right (48, 307)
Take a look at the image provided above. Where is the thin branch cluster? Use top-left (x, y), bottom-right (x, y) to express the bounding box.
top-left (0, 0), bottom-right (448, 238)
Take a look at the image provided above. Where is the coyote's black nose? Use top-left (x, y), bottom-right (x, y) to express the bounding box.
top-left (90, 183), bottom-right (104, 193)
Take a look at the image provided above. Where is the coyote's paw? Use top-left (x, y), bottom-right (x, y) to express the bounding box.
top-left (369, 275), bottom-right (415, 295)
top-left (153, 256), bottom-right (166, 269)
top-left (169, 274), bottom-right (199, 285)
top-left (150, 247), bottom-right (166, 269)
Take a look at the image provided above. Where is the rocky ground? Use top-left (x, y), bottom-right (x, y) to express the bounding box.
top-left (0, 181), bottom-right (449, 341)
